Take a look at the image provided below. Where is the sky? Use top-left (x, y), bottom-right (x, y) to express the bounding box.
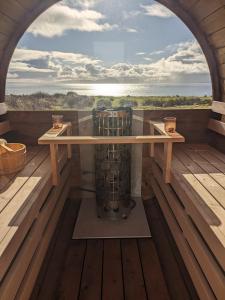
top-left (6, 0), bottom-right (211, 94)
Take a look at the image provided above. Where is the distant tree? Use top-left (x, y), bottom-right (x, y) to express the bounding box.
top-left (31, 92), bottom-right (49, 98)
top-left (95, 98), bottom-right (112, 109)
top-left (67, 91), bottom-right (78, 96)
top-left (115, 98), bottom-right (138, 107)
top-left (67, 98), bottom-right (75, 108)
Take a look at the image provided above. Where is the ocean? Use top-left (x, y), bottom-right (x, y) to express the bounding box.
top-left (6, 83), bottom-right (212, 97)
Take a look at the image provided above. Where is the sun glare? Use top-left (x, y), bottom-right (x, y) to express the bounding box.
top-left (91, 84), bottom-right (126, 97)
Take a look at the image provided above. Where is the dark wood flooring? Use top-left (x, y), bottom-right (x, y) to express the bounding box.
top-left (31, 196), bottom-right (199, 300)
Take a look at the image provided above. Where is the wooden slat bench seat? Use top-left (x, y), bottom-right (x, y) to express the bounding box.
top-left (0, 145), bottom-right (72, 300)
top-left (151, 143), bottom-right (225, 300)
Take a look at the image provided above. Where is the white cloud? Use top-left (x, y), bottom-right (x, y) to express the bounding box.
top-left (149, 50), bottom-right (165, 55)
top-left (136, 52), bottom-right (146, 56)
top-left (7, 73), bottom-right (19, 79)
top-left (64, 0), bottom-right (102, 9)
top-left (144, 40), bottom-right (209, 80)
top-left (28, 3), bottom-right (117, 37)
top-left (10, 48), bottom-right (101, 80)
top-left (123, 10), bottom-right (141, 19)
top-left (144, 57), bottom-right (153, 62)
top-left (9, 61), bottom-right (55, 74)
top-left (11, 48), bottom-right (49, 61)
top-left (8, 40), bottom-right (209, 85)
top-left (125, 28), bottom-right (138, 33)
top-left (141, 3), bottom-right (174, 18)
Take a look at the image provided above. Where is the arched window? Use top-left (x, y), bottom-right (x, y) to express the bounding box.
top-left (6, 0), bottom-right (212, 110)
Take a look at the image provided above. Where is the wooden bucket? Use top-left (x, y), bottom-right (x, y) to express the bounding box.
top-left (0, 143), bottom-right (26, 175)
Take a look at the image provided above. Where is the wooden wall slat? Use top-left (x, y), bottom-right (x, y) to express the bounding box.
top-left (0, 0), bottom-right (27, 22)
top-left (0, 14), bottom-right (17, 36)
top-left (208, 118), bottom-right (225, 136)
top-left (16, 0), bottom-right (44, 10)
top-left (212, 100), bottom-right (225, 114)
top-left (209, 27), bottom-right (225, 48)
top-left (219, 65), bottom-right (225, 78)
top-left (0, 120), bottom-right (10, 135)
top-left (201, 7), bottom-right (225, 35)
top-left (192, 0), bottom-right (225, 21)
top-left (178, 0), bottom-right (200, 11)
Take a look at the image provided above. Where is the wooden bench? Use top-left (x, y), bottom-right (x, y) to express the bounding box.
top-left (150, 101), bottom-right (225, 300)
top-left (0, 145), bottom-right (72, 300)
top-left (208, 101), bottom-right (225, 136)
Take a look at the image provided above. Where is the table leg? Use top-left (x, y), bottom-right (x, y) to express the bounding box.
top-left (67, 125), bottom-right (72, 159)
top-left (163, 142), bottom-right (173, 183)
top-left (149, 123), bottom-right (155, 157)
top-left (50, 144), bottom-right (60, 186)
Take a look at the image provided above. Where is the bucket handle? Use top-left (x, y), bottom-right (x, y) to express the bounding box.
top-left (0, 144), bottom-right (14, 152)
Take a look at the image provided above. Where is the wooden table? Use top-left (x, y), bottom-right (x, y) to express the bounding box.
top-left (38, 120), bottom-right (185, 185)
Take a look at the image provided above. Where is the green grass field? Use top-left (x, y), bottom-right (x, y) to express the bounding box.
top-left (6, 92), bottom-right (212, 111)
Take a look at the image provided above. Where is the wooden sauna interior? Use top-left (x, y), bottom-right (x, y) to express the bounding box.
top-left (1, 1), bottom-right (225, 299)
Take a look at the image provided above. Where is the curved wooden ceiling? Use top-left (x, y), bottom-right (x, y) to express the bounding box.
top-left (0, 0), bottom-right (225, 102)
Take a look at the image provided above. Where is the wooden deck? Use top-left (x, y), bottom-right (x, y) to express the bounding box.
top-left (152, 143), bottom-right (225, 299)
top-left (31, 196), bottom-right (198, 300)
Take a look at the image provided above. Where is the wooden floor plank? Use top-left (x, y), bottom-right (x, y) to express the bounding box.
top-left (102, 239), bottom-right (124, 300)
top-left (157, 206), bottom-right (199, 300)
top-left (36, 198), bottom-right (80, 300)
top-left (145, 200), bottom-right (192, 300)
top-left (121, 239), bottom-right (147, 300)
top-left (30, 199), bottom-right (198, 300)
top-left (79, 239), bottom-right (103, 300)
top-left (56, 240), bottom-right (86, 300)
top-left (30, 199), bottom-right (70, 300)
top-left (138, 238), bottom-right (170, 300)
